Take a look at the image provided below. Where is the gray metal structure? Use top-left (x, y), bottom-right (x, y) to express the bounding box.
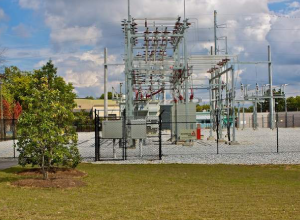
top-left (122, 1), bottom-right (194, 142)
top-left (100, 5), bottom-right (288, 147)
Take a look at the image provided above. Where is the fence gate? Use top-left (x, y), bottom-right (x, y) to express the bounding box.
top-left (94, 110), bottom-right (162, 161)
top-left (94, 110), bottom-right (126, 161)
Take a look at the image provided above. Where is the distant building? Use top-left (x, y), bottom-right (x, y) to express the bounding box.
top-left (196, 112), bottom-right (211, 128)
top-left (74, 99), bottom-right (120, 118)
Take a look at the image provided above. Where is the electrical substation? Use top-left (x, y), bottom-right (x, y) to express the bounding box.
top-left (94, 0), bottom-right (289, 161)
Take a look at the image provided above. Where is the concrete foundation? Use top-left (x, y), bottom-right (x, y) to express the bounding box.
top-left (229, 141), bottom-right (240, 145)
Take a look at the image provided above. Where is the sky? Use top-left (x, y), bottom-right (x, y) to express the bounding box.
top-left (0, 0), bottom-right (299, 101)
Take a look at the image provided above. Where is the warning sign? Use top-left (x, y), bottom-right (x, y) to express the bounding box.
top-left (180, 129), bottom-right (197, 140)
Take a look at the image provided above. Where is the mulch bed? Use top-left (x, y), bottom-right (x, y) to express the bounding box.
top-left (11, 167), bottom-right (87, 188)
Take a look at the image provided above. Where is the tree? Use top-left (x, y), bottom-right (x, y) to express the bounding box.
top-left (74, 110), bottom-right (92, 125)
top-left (287, 96), bottom-right (300, 111)
top-left (17, 61), bottom-right (80, 180)
top-left (4, 66), bottom-right (32, 110)
top-left (99, 92), bottom-right (112, 99)
top-left (2, 100), bottom-right (12, 119)
top-left (13, 102), bottom-right (22, 119)
top-left (85, 96), bottom-right (94, 100)
top-left (256, 88), bottom-right (286, 112)
top-left (196, 104), bottom-right (210, 112)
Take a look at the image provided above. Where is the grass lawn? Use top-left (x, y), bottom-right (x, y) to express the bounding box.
top-left (1, 163), bottom-right (300, 219)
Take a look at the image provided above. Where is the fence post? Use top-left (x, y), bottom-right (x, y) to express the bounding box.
top-left (94, 109), bottom-right (99, 161)
top-left (216, 109), bottom-right (219, 154)
top-left (276, 112), bottom-right (279, 153)
top-left (285, 112), bottom-right (288, 128)
top-left (293, 115), bottom-right (295, 128)
top-left (249, 117), bottom-right (251, 128)
top-left (13, 113), bottom-right (16, 158)
top-left (262, 115), bottom-right (264, 128)
top-left (122, 109), bottom-right (127, 161)
top-left (94, 110), bottom-right (97, 161)
top-left (159, 113), bottom-right (162, 160)
top-left (158, 110), bottom-right (164, 160)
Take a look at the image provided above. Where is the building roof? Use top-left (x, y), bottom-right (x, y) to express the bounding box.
top-left (74, 99), bottom-right (118, 111)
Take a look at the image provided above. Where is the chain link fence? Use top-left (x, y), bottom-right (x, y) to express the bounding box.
top-left (94, 111), bottom-right (161, 161)
top-left (1, 116), bottom-right (300, 163)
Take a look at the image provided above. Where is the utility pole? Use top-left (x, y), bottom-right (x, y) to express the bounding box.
top-left (268, 45), bottom-right (274, 129)
top-left (120, 83), bottom-right (123, 101)
top-left (217, 69), bottom-right (224, 141)
top-left (282, 84), bottom-right (288, 127)
top-left (104, 48), bottom-right (108, 120)
top-left (225, 36), bottom-right (230, 138)
top-left (128, 0), bottom-right (131, 19)
top-left (237, 102), bottom-right (240, 130)
top-left (214, 10), bottom-right (218, 55)
top-left (242, 102), bottom-right (245, 130)
top-left (231, 67), bottom-right (238, 145)
top-left (184, 0), bottom-right (186, 20)
top-left (208, 46), bottom-right (215, 140)
top-left (184, 18), bottom-right (189, 130)
top-left (213, 10), bottom-right (224, 141)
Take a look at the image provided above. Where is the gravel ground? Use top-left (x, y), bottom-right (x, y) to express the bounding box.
top-left (94, 128), bottom-right (300, 165)
top-left (1, 128), bottom-right (300, 165)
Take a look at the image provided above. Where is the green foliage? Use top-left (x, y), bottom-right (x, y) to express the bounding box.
top-left (4, 66), bottom-right (32, 109)
top-left (74, 110), bottom-right (93, 125)
top-left (17, 61), bottom-right (80, 179)
top-left (286, 96), bottom-right (300, 111)
top-left (196, 104), bottom-right (210, 112)
top-left (85, 96), bottom-right (94, 100)
top-left (99, 92), bottom-right (112, 99)
top-left (248, 89), bottom-right (300, 112)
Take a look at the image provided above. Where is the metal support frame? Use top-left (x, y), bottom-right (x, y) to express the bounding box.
top-left (268, 45), bottom-right (274, 129)
top-left (122, 5), bottom-right (192, 143)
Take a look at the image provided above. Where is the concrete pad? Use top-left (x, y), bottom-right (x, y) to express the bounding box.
top-left (217, 139), bottom-right (226, 143)
top-left (207, 136), bottom-right (215, 141)
top-left (0, 159), bottom-right (18, 170)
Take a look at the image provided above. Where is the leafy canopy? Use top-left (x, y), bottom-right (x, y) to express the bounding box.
top-left (17, 61), bottom-right (80, 179)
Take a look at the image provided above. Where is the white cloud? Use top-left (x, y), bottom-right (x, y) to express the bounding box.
top-left (50, 26), bottom-right (101, 49)
top-left (243, 16), bottom-right (272, 41)
top-left (64, 69), bottom-right (100, 88)
top-left (268, 0), bottom-right (289, 3)
top-left (287, 1), bottom-right (300, 9)
top-left (19, 0), bottom-right (41, 10)
top-left (8, 0), bottom-right (300, 98)
top-left (0, 8), bottom-right (5, 21)
top-left (32, 50), bottom-right (124, 97)
top-left (12, 23), bottom-right (31, 38)
top-left (78, 51), bottom-right (104, 66)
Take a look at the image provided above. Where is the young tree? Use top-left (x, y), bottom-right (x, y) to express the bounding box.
top-left (17, 61), bottom-right (80, 180)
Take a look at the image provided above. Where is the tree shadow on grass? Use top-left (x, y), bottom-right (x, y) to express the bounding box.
top-left (0, 167), bottom-right (31, 184)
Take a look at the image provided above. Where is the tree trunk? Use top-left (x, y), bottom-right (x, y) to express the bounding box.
top-left (41, 151), bottom-right (48, 180)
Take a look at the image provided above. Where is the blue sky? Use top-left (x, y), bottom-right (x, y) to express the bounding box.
top-left (0, 0), bottom-right (300, 99)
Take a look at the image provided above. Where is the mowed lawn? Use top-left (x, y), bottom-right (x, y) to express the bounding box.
top-left (1, 164), bottom-right (300, 220)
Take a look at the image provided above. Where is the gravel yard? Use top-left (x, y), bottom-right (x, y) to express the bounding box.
top-left (95, 128), bottom-right (300, 165)
top-left (1, 128), bottom-right (300, 164)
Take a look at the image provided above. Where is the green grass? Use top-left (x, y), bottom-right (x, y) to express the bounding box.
top-left (1, 164), bottom-right (300, 220)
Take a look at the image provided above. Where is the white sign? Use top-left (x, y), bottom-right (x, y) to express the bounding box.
top-left (180, 129), bottom-right (197, 140)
